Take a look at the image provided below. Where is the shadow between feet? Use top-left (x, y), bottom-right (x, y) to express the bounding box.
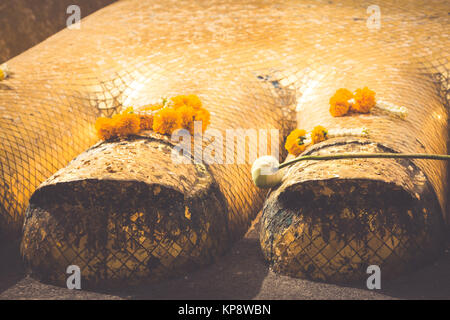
top-left (113, 225), bottom-right (268, 300)
top-left (0, 238), bottom-right (25, 294)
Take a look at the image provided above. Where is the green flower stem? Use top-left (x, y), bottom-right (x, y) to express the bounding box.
top-left (278, 153), bottom-right (450, 170)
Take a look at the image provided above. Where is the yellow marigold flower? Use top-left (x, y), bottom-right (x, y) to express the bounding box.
top-left (171, 94), bottom-right (202, 110)
top-left (113, 113), bottom-right (140, 137)
top-left (329, 88), bottom-right (353, 117)
top-left (0, 63), bottom-right (9, 81)
top-left (177, 105), bottom-right (196, 132)
top-left (95, 117), bottom-right (116, 140)
top-left (139, 114), bottom-right (153, 131)
top-left (140, 103), bottom-right (163, 112)
top-left (153, 107), bottom-right (181, 135)
top-left (311, 125), bottom-right (328, 144)
top-left (285, 129), bottom-right (307, 156)
top-left (170, 95), bottom-right (188, 109)
top-left (352, 87), bottom-right (376, 113)
top-left (186, 94), bottom-right (202, 109)
top-left (95, 96), bottom-right (210, 139)
top-left (192, 107), bottom-right (210, 132)
top-left (122, 106), bottom-right (135, 114)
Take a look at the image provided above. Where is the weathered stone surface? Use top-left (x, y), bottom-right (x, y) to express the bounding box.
top-left (22, 134), bottom-right (231, 288)
top-left (261, 140), bottom-right (446, 283)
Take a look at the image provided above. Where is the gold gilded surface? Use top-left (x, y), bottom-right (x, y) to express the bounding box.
top-left (0, 0), bottom-right (449, 284)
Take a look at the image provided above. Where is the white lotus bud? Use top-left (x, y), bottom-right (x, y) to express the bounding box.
top-left (251, 156), bottom-right (284, 188)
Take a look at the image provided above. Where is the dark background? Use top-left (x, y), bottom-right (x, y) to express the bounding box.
top-left (0, 0), bottom-right (116, 62)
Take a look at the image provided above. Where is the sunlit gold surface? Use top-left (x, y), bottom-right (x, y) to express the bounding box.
top-left (0, 0), bottom-right (449, 285)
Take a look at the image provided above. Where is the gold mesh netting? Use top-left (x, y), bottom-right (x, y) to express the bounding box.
top-left (0, 0), bottom-right (449, 285)
top-left (260, 141), bottom-right (447, 283)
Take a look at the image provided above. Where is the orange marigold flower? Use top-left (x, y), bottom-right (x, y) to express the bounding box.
top-left (140, 103), bottom-right (163, 112)
top-left (153, 107), bottom-right (181, 135)
top-left (139, 114), bottom-right (153, 131)
top-left (186, 94), bottom-right (202, 109)
top-left (0, 64), bottom-right (9, 81)
top-left (113, 113), bottom-right (141, 137)
top-left (177, 105), bottom-right (196, 131)
top-left (95, 117), bottom-right (116, 140)
top-left (122, 106), bottom-right (135, 114)
top-left (352, 87), bottom-right (376, 113)
top-left (285, 129), bottom-right (307, 156)
top-left (311, 125), bottom-right (328, 144)
top-left (170, 95), bottom-right (188, 109)
top-left (329, 88), bottom-right (353, 117)
top-left (193, 108), bottom-right (210, 131)
top-left (171, 94), bottom-right (203, 110)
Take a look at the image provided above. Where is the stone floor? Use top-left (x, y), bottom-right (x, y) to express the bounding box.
top-left (1, 221), bottom-right (449, 300)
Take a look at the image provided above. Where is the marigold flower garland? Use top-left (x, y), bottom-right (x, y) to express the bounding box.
top-left (329, 88), bottom-right (354, 117)
top-left (253, 124), bottom-right (446, 188)
top-left (252, 119), bottom-right (450, 188)
top-left (251, 87), bottom-right (434, 189)
top-left (95, 94), bottom-right (210, 140)
top-left (329, 87), bottom-right (407, 118)
top-left (375, 99), bottom-right (408, 119)
top-left (285, 125), bottom-right (369, 156)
